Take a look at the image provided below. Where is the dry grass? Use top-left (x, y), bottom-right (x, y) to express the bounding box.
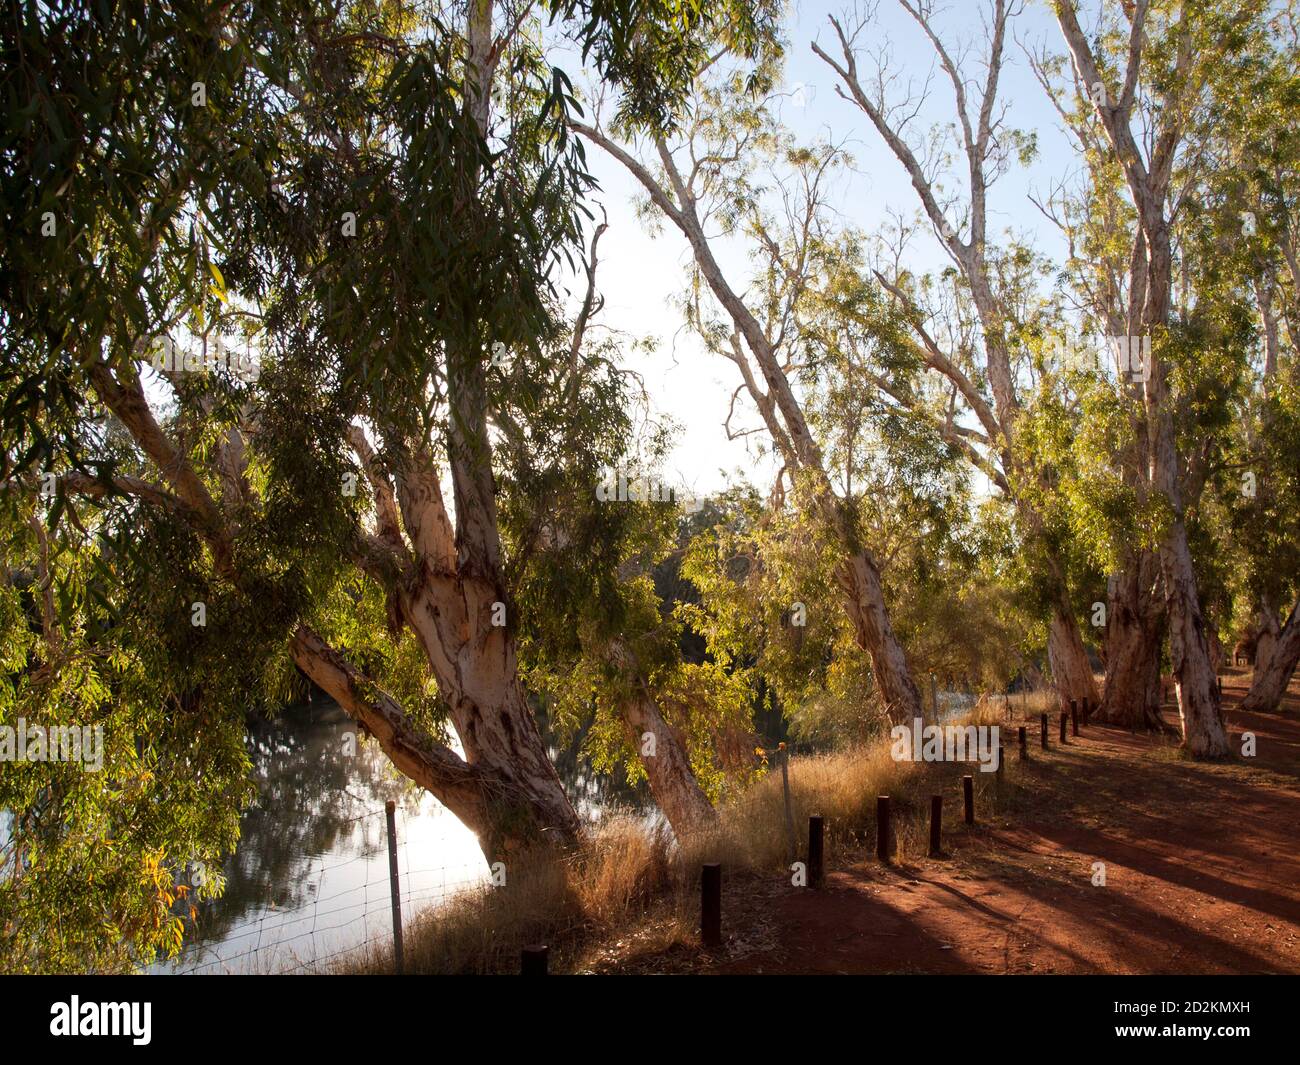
top-left (331, 709), bottom-right (1024, 975)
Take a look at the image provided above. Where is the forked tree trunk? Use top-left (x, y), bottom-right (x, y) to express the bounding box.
top-left (1053, 4), bottom-right (1228, 759)
top-left (1048, 599), bottom-right (1099, 709)
top-left (1096, 554), bottom-right (1166, 731)
top-left (392, 458), bottom-right (583, 855)
top-left (292, 622), bottom-right (578, 862)
top-left (1242, 596), bottom-right (1300, 714)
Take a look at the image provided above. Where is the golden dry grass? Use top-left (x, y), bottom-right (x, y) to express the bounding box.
top-left (332, 708), bottom-right (1023, 975)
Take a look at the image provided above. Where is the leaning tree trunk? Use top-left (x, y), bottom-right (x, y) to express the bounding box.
top-left (392, 448), bottom-right (583, 857)
top-left (1096, 553), bottom-right (1166, 730)
top-left (837, 552), bottom-right (924, 724)
top-left (1242, 596), bottom-right (1300, 714)
top-left (621, 688), bottom-right (719, 837)
top-left (1048, 599), bottom-right (1099, 710)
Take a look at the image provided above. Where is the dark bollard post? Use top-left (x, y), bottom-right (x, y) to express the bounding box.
top-left (876, 796), bottom-right (891, 863)
top-left (962, 774), bottom-right (974, 826)
top-left (521, 945), bottom-right (548, 975)
top-left (701, 863), bottom-right (722, 947)
top-left (1040, 712), bottom-right (1049, 750)
top-left (1082, 697), bottom-right (1091, 725)
top-left (1217, 676), bottom-right (1224, 699)
top-left (385, 799), bottom-right (404, 975)
top-left (808, 815), bottom-right (825, 887)
top-left (1060, 710), bottom-right (1068, 743)
top-left (1018, 725), bottom-right (1028, 761)
top-left (997, 743), bottom-right (1005, 780)
top-left (929, 795), bottom-right (942, 857)
top-left (1071, 703), bottom-right (1080, 737)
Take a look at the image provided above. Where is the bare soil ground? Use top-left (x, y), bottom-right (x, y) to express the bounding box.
top-left (601, 670), bottom-right (1300, 975)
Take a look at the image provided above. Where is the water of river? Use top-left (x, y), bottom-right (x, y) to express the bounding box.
top-left (154, 698), bottom-right (647, 974)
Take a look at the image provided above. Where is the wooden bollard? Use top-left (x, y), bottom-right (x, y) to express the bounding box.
top-left (384, 799), bottom-right (404, 975)
top-left (1071, 702), bottom-right (1080, 737)
top-left (1059, 710), bottom-right (1068, 743)
top-left (701, 863), bottom-right (722, 947)
top-left (1040, 712), bottom-right (1049, 749)
top-left (808, 815), bottom-right (825, 887)
top-left (521, 944), bottom-right (548, 975)
top-left (962, 774), bottom-right (975, 825)
top-left (1082, 696), bottom-right (1091, 724)
top-left (1018, 725), bottom-right (1028, 761)
top-left (876, 796), bottom-right (891, 863)
top-left (929, 795), bottom-right (942, 857)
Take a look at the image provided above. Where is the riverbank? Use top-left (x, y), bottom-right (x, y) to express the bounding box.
top-left (333, 670), bottom-right (1300, 975)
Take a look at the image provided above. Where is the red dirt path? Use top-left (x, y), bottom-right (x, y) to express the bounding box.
top-left (710, 671), bottom-right (1300, 975)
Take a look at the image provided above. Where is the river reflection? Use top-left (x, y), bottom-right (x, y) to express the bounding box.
top-left (155, 698), bottom-right (648, 974)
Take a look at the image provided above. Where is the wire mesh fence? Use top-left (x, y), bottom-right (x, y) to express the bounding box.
top-left (160, 803), bottom-right (486, 975)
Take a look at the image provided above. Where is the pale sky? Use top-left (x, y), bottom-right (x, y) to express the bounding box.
top-left (574, 0), bottom-right (1077, 496)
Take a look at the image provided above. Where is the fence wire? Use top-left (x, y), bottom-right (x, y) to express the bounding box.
top-left (162, 804), bottom-right (486, 975)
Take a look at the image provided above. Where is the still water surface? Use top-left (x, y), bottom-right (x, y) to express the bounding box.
top-left (156, 699), bottom-right (644, 973)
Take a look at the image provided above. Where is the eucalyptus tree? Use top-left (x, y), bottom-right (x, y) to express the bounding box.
top-left (811, 0), bottom-right (1100, 713)
top-left (1, 0), bottom-right (769, 968)
top-left (1037, 0), bottom-right (1287, 755)
top-left (1194, 2), bottom-right (1300, 713)
top-left (575, 51), bottom-right (928, 724)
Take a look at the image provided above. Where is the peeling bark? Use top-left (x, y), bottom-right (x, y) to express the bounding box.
top-left (1096, 553), bottom-right (1166, 731)
top-left (1242, 595), bottom-right (1300, 714)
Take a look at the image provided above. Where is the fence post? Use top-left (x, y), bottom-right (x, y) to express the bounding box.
top-left (1071, 702), bottom-right (1080, 737)
top-left (780, 747), bottom-right (796, 866)
top-left (962, 775), bottom-right (974, 826)
top-left (1018, 725), bottom-right (1028, 761)
top-left (701, 863), bottom-right (722, 947)
top-left (929, 795), bottom-right (942, 857)
top-left (385, 799), bottom-right (404, 976)
top-left (521, 945), bottom-right (548, 975)
top-left (808, 815), bottom-right (825, 887)
top-left (876, 796), bottom-right (891, 863)
top-left (1040, 712), bottom-right (1049, 750)
top-left (1059, 710), bottom-right (1068, 744)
